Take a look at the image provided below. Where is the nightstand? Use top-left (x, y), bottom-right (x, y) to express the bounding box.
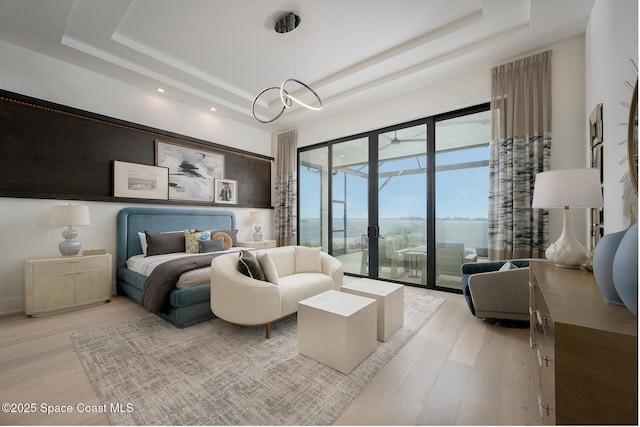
top-left (237, 240), bottom-right (277, 249)
top-left (24, 253), bottom-right (112, 316)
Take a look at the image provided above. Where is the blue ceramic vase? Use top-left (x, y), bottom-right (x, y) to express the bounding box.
top-left (612, 223), bottom-right (638, 316)
top-left (592, 229), bottom-right (626, 304)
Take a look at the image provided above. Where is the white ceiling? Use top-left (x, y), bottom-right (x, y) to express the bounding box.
top-left (0, 0), bottom-right (595, 133)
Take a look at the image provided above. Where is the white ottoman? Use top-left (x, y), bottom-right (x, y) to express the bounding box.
top-left (341, 279), bottom-right (404, 342)
top-left (298, 290), bottom-right (377, 374)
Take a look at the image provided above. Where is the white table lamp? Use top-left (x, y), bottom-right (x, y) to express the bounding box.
top-left (50, 204), bottom-right (91, 256)
top-left (532, 169), bottom-right (603, 268)
top-left (249, 210), bottom-right (263, 241)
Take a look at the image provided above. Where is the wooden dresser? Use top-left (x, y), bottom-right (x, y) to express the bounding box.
top-left (529, 261), bottom-right (637, 425)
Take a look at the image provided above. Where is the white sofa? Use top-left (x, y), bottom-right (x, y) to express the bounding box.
top-left (210, 245), bottom-right (343, 337)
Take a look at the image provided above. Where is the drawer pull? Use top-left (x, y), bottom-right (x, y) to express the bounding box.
top-left (536, 310), bottom-right (548, 326)
top-left (529, 336), bottom-right (537, 349)
top-left (538, 395), bottom-right (552, 419)
top-left (537, 348), bottom-right (551, 367)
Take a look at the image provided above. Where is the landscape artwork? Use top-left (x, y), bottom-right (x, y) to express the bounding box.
top-left (113, 161), bottom-right (168, 200)
top-left (155, 140), bottom-right (225, 202)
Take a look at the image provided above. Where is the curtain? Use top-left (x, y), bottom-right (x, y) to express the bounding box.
top-left (275, 129), bottom-right (298, 247)
top-left (488, 51), bottom-right (552, 260)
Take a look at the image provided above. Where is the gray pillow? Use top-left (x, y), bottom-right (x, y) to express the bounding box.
top-left (199, 237), bottom-right (225, 253)
top-left (144, 231), bottom-right (185, 256)
top-left (237, 250), bottom-right (265, 281)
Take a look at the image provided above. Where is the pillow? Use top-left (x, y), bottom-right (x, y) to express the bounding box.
top-left (199, 237), bottom-right (225, 253)
top-left (138, 230), bottom-right (185, 256)
top-left (144, 231), bottom-right (186, 256)
top-left (138, 232), bottom-right (148, 255)
top-left (185, 230), bottom-right (211, 254)
top-left (499, 261), bottom-right (518, 271)
top-left (295, 246), bottom-right (322, 273)
top-left (258, 252), bottom-right (279, 285)
top-left (211, 231), bottom-right (233, 250)
top-left (210, 229), bottom-right (238, 247)
top-left (237, 250), bottom-right (265, 281)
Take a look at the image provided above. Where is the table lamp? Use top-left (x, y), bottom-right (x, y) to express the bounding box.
top-left (50, 204), bottom-right (91, 256)
top-left (532, 169), bottom-right (603, 268)
top-left (249, 210), bottom-right (263, 241)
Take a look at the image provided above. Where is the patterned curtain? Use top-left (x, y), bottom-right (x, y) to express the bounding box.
top-left (275, 129), bottom-right (297, 247)
top-left (488, 51), bottom-right (552, 260)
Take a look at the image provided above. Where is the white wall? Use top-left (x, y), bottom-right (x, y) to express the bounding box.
top-left (585, 0), bottom-right (638, 234)
top-left (0, 41), bottom-right (273, 314)
top-left (296, 34), bottom-right (588, 251)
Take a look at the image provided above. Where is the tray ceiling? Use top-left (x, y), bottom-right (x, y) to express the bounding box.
top-left (0, 0), bottom-right (594, 132)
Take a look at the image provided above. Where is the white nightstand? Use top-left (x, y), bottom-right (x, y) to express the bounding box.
top-left (24, 253), bottom-right (112, 316)
top-left (237, 240), bottom-right (277, 249)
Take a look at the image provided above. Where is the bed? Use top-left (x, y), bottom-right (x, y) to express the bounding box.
top-left (116, 207), bottom-right (240, 328)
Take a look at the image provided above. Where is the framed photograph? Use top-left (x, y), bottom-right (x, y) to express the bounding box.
top-left (214, 178), bottom-right (238, 205)
top-left (155, 140), bottom-right (225, 202)
top-left (113, 161), bottom-right (169, 200)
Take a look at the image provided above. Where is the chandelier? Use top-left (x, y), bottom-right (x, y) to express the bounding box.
top-left (251, 12), bottom-right (323, 124)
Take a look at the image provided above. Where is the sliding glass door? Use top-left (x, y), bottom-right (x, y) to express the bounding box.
top-left (331, 138), bottom-right (369, 274)
top-left (298, 104), bottom-right (489, 292)
top-left (376, 125), bottom-right (427, 284)
top-left (434, 110), bottom-right (490, 290)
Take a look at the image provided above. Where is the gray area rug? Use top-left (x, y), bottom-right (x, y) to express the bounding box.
top-left (71, 291), bottom-right (444, 425)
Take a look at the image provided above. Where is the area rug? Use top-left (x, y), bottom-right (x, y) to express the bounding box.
top-left (71, 292), bottom-right (444, 426)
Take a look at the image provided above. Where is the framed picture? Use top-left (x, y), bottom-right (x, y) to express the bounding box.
top-left (113, 161), bottom-right (169, 200)
top-left (214, 178), bottom-right (238, 205)
top-left (155, 140), bottom-right (225, 202)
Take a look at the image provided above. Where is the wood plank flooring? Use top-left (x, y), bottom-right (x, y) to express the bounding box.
top-left (0, 284), bottom-right (540, 426)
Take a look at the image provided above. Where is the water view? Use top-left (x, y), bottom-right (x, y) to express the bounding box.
top-left (299, 217), bottom-right (488, 256)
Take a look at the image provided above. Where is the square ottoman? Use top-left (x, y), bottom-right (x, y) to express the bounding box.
top-left (341, 279), bottom-right (404, 341)
top-left (298, 290), bottom-right (377, 374)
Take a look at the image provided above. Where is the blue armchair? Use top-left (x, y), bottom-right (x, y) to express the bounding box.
top-left (461, 260), bottom-right (530, 321)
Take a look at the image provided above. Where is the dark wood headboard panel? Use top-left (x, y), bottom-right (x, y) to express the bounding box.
top-left (0, 90), bottom-right (272, 208)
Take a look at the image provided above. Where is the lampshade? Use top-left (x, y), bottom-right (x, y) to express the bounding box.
top-left (532, 169), bottom-right (603, 208)
top-left (50, 205), bottom-right (91, 226)
top-left (249, 210), bottom-right (261, 223)
top-left (532, 168), bottom-right (602, 268)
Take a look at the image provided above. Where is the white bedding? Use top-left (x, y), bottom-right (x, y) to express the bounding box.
top-left (127, 248), bottom-right (245, 289)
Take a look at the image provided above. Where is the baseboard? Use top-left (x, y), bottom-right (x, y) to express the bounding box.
top-left (0, 296), bottom-right (25, 316)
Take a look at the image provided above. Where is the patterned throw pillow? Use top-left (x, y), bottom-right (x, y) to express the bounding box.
top-left (237, 250), bottom-right (265, 281)
top-left (185, 230), bottom-right (211, 254)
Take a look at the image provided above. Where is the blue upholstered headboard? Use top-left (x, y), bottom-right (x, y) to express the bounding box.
top-left (116, 207), bottom-right (236, 269)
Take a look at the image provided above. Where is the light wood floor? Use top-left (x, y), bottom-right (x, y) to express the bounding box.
top-left (0, 284), bottom-right (540, 426)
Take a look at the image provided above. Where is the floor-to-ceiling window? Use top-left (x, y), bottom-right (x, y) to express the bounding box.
top-left (434, 109), bottom-right (490, 290)
top-left (298, 104), bottom-right (489, 293)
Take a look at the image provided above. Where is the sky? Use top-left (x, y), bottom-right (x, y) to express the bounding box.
top-left (300, 146), bottom-right (489, 220)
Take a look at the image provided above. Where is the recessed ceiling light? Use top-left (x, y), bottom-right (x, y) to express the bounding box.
top-left (210, 107), bottom-right (217, 112)
top-left (157, 88), bottom-right (165, 93)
